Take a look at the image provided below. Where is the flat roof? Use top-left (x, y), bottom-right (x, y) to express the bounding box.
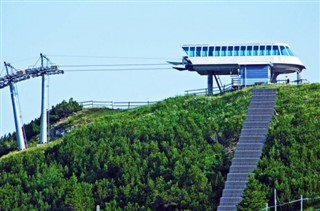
top-left (182, 43), bottom-right (290, 47)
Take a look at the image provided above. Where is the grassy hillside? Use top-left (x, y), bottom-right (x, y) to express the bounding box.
top-left (240, 83), bottom-right (320, 210)
top-left (0, 84), bottom-right (319, 210)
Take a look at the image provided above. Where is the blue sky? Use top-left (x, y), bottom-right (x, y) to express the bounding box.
top-left (1, 0), bottom-right (319, 136)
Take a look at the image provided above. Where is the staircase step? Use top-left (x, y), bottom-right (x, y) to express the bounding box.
top-left (252, 88), bottom-right (277, 94)
top-left (249, 101), bottom-right (276, 108)
top-left (219, 197), bottom-right (243, 206)
top-left (224, 181), bottom-right (248, 189)
top-left (217, 205), bottom-right (237, 211)
top-left (229, 165), bottom-right (257, 173)
top-left (241, 128), bottom-right (268, 135)
top-left (251, 95), bottom-right (277, 101)
top-left (232, 158), bottom-right (260, 166)
top-left (245, 115), bottom-right (273, 122)
top-left (238, 135), bottom-right (266, 143)
top-left (251, 91), bottom-right (276, 96)
top-left (247, 110), bottom-right (274, 116)
top-left (243, 121), bottom-right (271, 128)
top-left (236, 143), bottom-right (264, 150)
top-left (233, 150), bottom-right (262, 158)
top-left (226, 173), bottom-right (249, 181)
top-left (252, 95), bottom-right (276, 99)
top-left (247, 107), bottom-right (274, 114)
top-left (252, 88), bottom-right (278, 94)
top-left (222, 189), bottom-right (244, 197)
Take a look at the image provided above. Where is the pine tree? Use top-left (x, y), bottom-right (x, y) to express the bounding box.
top-left (238, 175), bottom-right (267, 211)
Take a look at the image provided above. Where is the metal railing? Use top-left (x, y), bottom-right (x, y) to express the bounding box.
top-left (80, 100), bottom-right (157, 109)
top-left (261, 195), bottom-right (320, 211)
top-left (185, 83), bottom-right (234, 96)
top-left (184, 88), bottom-right (209, 95)
top-left (275, 79), bottom-right (309, 85)
top-left (80, 78), bottom-right (309, 110)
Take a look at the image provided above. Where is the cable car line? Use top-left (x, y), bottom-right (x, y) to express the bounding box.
top-left (63, 67), bottom-right (172, 72)
top-left (59, 63), bottom-right (169, 67)
top-left (47, 54), bottom-right (179, 61)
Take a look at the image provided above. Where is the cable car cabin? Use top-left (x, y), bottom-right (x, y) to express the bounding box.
top-left (169, 43), bottom-right (305, 90)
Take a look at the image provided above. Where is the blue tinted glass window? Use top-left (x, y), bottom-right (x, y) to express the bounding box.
top-left (221, 46), bottom-right (226, 56)
top-left (247, 46), bottom-right (252, 56)
top-left (183, 47), bottom-right (189, 55)
top-left (209, 47), bottom-right (214, 56)
top-left (196, 47), bottom-right (201, 57)
top-left (272, 46), bottom-right (280, 55)
top-left (227, 46), bottom-right (233, 56)
top-left (266, 46), bottom-right (271, 56)
top-left (260, 46), bottom-right (265, 56)
top-left (189, 47), bottom-right (195, 57)
top-left (202, 47), bottom-right (208, 56)
top-left (285, 46), bottom-right (294, 56)
top-left (280, 46), bottom-right (288, 55)
top-left (240, 46), bottom-right (245, 56)
top-left (234, 46), bottom-right (239, 56)
top-left (215, 47), bottom-right (221, 56)
top-left (253, 46), bottom-right (258, 56)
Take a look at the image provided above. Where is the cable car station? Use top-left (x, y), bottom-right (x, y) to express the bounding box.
top-left (169, 43), bottom-right (305, 94)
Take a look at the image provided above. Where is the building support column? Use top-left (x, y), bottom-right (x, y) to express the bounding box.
top-left (297, 71), bottom-right (300, 85)
top-left (213, 74), bottom-right (222, 93)
top-left (270, 72), bottom-right (280, 83)
top-left (207, 73), bottom-right (213, 95)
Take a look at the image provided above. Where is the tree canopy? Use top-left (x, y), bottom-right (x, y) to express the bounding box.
top-left (1, 84), bottom-right (319, 210)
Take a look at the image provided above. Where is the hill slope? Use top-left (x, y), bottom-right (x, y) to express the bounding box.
top-left (0, 84), bottom-right (319, 210)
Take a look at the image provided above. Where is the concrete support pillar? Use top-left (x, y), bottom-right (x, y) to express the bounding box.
top-left (208, 74), bottom-right (213, 95)
top-left (297, 72), bottom-right (300, 85)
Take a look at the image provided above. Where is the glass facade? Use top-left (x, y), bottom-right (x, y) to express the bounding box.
top-left (189, 47), bottom-right (195, 57)
top-left (221, 46), bottom-right (227, 56)
top-left (253, 46), bottom-right (259, 56)
top-left (215, 47), bottom-right (220, 56)
top-left (227, 46), bottom-right (233, 56)
top-left (259, 46), bottom-right (265, 56)
top-left (209, 47), bottom-right (214, 56)
top-left (183, 45), bottom-right (295, 57)
top-left (280, 46), bottom-right (288, 56)
top-left (272, 46), bottom-right (280, 55)
top-left (266, 46), bottom-right (271, 56)
top-left (285, 46), bottom-right (295, 56)
top-left (202, 47), bottom-right (208, 56)
top-left (234, 46), bottom-right (239, 56)
top-left (196, 47), bottom-right (201, 57)
top-left (247, 46), bottom-right (252, 56)
top-left (240, 46), bottom-right (246, 56)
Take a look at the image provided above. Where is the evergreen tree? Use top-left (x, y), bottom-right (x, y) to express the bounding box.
top-left (238, 175), bottom-right (267, 211)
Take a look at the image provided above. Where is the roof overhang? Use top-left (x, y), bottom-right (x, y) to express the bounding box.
top-left (271, 63), bottom-right (305, 74)
top-left (186, 64), bottom-right (240, 75)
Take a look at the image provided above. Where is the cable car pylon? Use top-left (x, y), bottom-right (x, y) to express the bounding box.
top-left (1, 54), bottom-right (63, 150)
top-left (40, 53), bottom-right (48, 144)
top-left (4, 62), bottom-right (27, 150)
top-left (38, 53), bottom-right (64, 145)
